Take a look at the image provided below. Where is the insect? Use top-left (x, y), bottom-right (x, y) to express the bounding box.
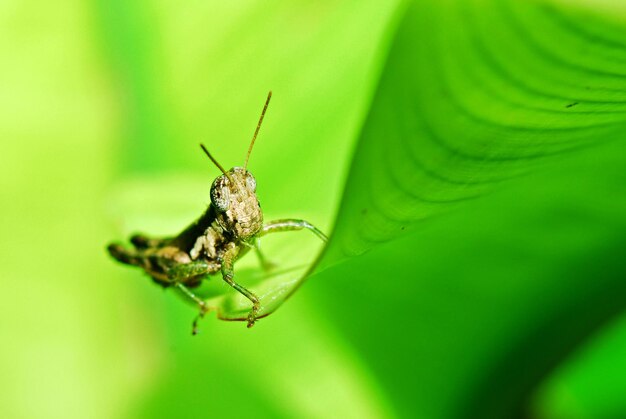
top-left (107, 92), bottom-right (327, 333)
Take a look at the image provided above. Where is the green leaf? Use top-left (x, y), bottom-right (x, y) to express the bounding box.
top-left (311, 139), bottom-right (626, 418)
top-left (307, 0), bottom-right (626, 417)
top-left (322, 0), bottom-right (626, 264)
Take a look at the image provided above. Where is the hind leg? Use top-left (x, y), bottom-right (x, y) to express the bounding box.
top-left (130, 234), bottom-right (169, 249)
top-left (107, 243), bottom-right (140, 266)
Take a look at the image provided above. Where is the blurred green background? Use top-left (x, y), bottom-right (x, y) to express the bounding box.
top-left (1, 0), bottom-right (626, 418)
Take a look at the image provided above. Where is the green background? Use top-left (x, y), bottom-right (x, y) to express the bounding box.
top-left (1, 0), bottom-right (626, 418)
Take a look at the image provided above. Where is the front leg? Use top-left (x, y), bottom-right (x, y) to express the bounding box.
top-left (220, 243), bottom-right (261, 328)
top-left (260, 219), bottom-right (328, 242)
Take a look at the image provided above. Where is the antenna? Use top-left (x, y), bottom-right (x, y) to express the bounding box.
top-left (244, 91), bottom-right (272, 171)
top-left (200, 143), bottom-right (234, 184)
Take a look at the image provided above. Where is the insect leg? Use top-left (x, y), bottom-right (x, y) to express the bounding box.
top-left (254, 240), bottom-right (276, 272)
top-left (167, 260), bottom-right (213, 281)
top-left (220, 247), bottom-right (261, 328)
top-left (130, 234), bottom-right (168, 249)
top-left (107, 243), bottom-right (141, 266)
top-left (167, 260), bottom-right (213, 335)
top-left (260, 219), bottom-right (328, 242)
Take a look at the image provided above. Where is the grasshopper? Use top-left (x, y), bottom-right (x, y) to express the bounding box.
top-left (107, 92), bottom-right (327, 332)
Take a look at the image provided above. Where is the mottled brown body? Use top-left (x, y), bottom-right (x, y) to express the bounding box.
top-left (115, 168), bottom-right (258, 286)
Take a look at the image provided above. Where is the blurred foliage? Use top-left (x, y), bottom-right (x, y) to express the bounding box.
top-left (1, 0), bottom-right (626, 419)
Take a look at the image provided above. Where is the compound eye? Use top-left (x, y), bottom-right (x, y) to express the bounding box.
top-left (246, 173), bottom-right (256, 192)
top-left (210, 178), bottom-right (230, 212)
